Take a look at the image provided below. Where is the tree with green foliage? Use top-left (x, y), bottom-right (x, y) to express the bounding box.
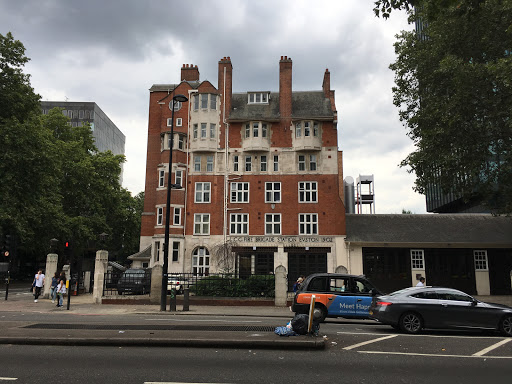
top-left (0, 32), bottom-right (143, 272)
top-left (376, 1), bottom-right (512, 213)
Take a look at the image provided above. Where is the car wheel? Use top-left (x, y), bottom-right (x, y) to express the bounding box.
top-left (399, 312), bottom-right (423, 334)
top-left (500, 315), bottom-right (512, 337)
top-left (313, 305), bottom-right (327, 323)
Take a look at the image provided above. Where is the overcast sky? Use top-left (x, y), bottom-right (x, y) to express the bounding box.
top-left (1, 0), bottom-right (427, 214)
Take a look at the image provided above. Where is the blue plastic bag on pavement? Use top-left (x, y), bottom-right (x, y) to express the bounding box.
top-left (274, 326), bottom-right (298, 336)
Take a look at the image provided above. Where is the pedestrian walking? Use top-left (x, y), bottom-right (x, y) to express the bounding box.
top-left (56, 274), bottom-right (67, 307)
top-left (293, 277), bottom-right (304, 293)
top-left (33, 269), bottom-right (45, 302)
top-left (50, 272), bottom-right (59, 303)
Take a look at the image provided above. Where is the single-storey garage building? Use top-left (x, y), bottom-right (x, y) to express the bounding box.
top-left (344, 214), bottom-right (512, 296)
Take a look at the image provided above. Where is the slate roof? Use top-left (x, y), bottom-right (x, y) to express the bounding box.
top-left (229, 91), bottom-right (334, 121)
top-left (149, 81), bottom-right (201, 92)
top-left (127, 245), bottom-right (151, 261)
top-left (345, 214), bottom-right (512, 247)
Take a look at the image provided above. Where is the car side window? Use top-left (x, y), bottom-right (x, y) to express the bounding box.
top-left (329, 278), bottom-right (349, 293)
top-left (438, 291), bottom-right (473, 302)
top-left (411, 291), bottom-right (439, 299)
top-left (308, 277), bottom-right (327, 292)
top-left (353, 279), bottom-right (373, 294)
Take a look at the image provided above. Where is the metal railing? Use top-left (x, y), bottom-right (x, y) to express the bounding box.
top-left (168, 273), bottom-right (275, 298)
top-left (104, 270), bottom-right (151, 296)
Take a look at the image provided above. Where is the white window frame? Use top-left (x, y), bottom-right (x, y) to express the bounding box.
top-left (233, 155), bottom-right (239, 172)
top-left (247, 92), bottom-right (269, 104)
top-left (299, 181), bottom-right (318, 203)
top-left (172, 241), bottom-right (180, 262)
top-left (273, 155), bottom-right (279, 172)
top-left (158, 169), bottom-right (165, 188)
top-left (309, 155), bottom-right (317, 171)
top-left (195, 182), bottom-right (211, 203)
top-left (474, 250), bottom-right (488, 271)
top-left (175, 169), bottom-right (183, 188)
top-left (411, 249), bottom-right (425, 270)
top-left (176, 117), bottom-right (182, 127)
top-left (194, 214), bottom-right (210, 235)
top-left (173, 207), bottom-right (181, 226)
top-left (154, 241), bottom-right (160, 262)
top-left (206, 155), bottom-right (213, 172)
top-left (245, 124), bottom-right (250, 138)
top-left (193, 94), bottom-right (199, 111)
top-left (210, 123), bottom-right (216, 139)
top-left (296, 122), bottom-right (302, 137)
top-left (194, 156), bottom-right (201, 172)
top-left (304, 121), bottom-right (311, 137)
top-left (245, 156), bottom-right (252, 172)
top-left (298, 155), bottom-right (306, 171)
top-left (260, 155), bottom-right (267, 172)
top-left (230, 213), bottom-right (249, 235)
top-left (193, 124), bottom-right (198, 139)
top-left (178, 134), bottom-right (184, 149)
top-left (231, 182), bottom-right (249, 203)
top-left (299, 213), bottom-right (318, 235)
top-left (201, 94), bottom-right (208, 109)
top-left (156, 207), bottom-right (163, 226)
top-left (210, 94), bottom-right (217, 110)
top-left (192, 247), bottom-right (210, 276)
top-left (265, 182), bottom-right (281, 203)
top-left (167, 118), bottom-right (173, 127)
top-left (265, 213), bottom-right (281, 235)
top-left (201, 123), bottom-right (207, 138)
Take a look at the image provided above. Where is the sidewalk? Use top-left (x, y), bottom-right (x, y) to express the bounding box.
top-left (0, 292), bottom-right (323, 349)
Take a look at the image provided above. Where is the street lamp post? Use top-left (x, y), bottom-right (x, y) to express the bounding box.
top-left (161, 94), bottom-right (188, 311)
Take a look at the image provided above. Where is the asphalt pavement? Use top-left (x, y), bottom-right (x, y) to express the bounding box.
top-left (0, 290), bottom-right (324, 349)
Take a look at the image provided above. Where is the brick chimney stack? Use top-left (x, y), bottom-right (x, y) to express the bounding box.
top-left (218, 56), bottom-right (233, 119)
top-left (279, 56), bottom-right (292, 122)
top-left (181, 64), bottom-right (200, 81)
top-left (322, 68), bottom-right (331, 98)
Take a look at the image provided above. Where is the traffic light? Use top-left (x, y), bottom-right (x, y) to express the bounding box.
top-left (5, 235), bottom-right (11, 252)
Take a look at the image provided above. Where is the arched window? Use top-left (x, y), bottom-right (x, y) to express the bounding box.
top-left (192, 247), bottom-right (210, 276)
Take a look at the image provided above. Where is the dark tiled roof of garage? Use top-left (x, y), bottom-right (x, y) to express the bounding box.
top-left (345, 214), bottom-right (512, 246)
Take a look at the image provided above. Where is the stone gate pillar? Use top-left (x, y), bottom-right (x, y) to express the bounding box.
top-left (150, 264), bottom-right (163, 304)
top-left (44, 253), bottom-right (58, 299)
top-left (93, 250), bottom-right (108, 304)
top-left (274, 265), bottom-right (288, 307)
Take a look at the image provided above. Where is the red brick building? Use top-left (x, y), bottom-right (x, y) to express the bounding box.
top-left (137, 56), bottom-right (347, 283)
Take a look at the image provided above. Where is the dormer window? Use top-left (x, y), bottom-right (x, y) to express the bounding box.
top-left (248, 92), bottom-right (269, 104)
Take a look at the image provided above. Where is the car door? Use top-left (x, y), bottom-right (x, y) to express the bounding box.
top-left (327, 277), bottom-right (356, 317)
top-left (352, 277), bottom-right (375, 317)
top-left (437, 289), bottom-right (492, 328)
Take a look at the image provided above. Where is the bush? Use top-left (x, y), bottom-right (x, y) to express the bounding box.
top-left (190, 274), bottom-right (275, 297)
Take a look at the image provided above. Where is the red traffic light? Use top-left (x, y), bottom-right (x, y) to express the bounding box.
top-left (65, 242), bottom-right (69, 248)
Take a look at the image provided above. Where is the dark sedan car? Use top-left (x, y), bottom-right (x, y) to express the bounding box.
top-left (117, 269), bottom-right (151, 295)
top-left (369, 286), bottom-right (512, 336)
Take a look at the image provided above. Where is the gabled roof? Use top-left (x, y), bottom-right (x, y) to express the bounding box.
top-left (345, 214), bottom-right (512, 247)
top-left (228, 91), bottom-right (334, 121)
top-left (127, 245), bottom-right (151, 261)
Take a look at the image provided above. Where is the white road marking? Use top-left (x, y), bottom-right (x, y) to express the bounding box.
top-left (358, 351), bottom-right (512, 359)
top-left (337, 331), bottom-right (503, 339)
top-left (472, 338), bottom-right (512, 357)
top-left (144, 382), bottom-right (230, 384)
top-left (0, 378), bottom-right (18, 381)
top-left (343, 335), bottom-right (397, 350)
top-left (145, 319), bottom-right (262, 323)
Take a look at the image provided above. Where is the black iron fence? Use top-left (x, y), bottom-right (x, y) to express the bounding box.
top-left (168, 273), bottom-right (275, 298)
top-left (104, 269), bottom-right (151, 296)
